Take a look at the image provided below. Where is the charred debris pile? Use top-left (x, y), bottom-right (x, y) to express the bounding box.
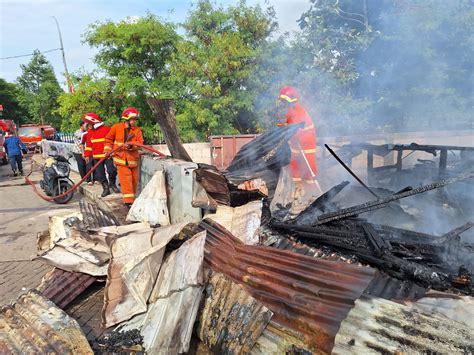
top-left (4, 125), bottom-right (473, 354)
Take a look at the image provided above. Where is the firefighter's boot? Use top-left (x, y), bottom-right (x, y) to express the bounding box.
top-left (101, 182), bottom-right (110, 197)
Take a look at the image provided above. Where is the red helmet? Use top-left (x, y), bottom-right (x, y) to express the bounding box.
top-left (83, 112), bottom-right (102, 125)
top-left (279, 86), bottom-right (300, 103)
top-left (121, 107), bottom-right (139, 120)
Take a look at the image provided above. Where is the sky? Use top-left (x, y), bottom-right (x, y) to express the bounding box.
top-left (0, 0), bottom-right (310, 86)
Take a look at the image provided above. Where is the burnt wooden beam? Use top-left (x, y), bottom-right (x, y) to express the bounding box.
top-left (147, 98), bottom-right (192, 162)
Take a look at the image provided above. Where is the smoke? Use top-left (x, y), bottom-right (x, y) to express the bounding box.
top-left (251, 1), bottom-right (474, 244)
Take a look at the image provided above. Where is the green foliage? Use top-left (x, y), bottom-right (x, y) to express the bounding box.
top-left (54, 0), bottom-right (472, 140)
top-left (0, 78), bottom-right (28, 124)
top-left (56, 73), bottom-right (162, 142)
top-left (16, 50), bottom-right (63, 127)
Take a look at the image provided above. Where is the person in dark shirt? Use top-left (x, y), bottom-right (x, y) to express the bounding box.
top-left (3, 132), bottom-right (28, 176)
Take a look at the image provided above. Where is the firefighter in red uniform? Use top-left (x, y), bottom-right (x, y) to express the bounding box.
top-left (277, 86), bottom-right (322, 214)
top-left (82, 113), bottom-right (118, 197)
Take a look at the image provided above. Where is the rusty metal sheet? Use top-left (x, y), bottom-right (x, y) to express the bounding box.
top-left (263, 230), bottom-right (427, 302)
top-left (38, 268), bottom-right (97, 309)
top-left (333, 295), bottom-right (473, 354)
top-left (0, 289), bottom-right (93, 354)
top-left (198, 273), bottom-right (273, 354)
top-left (195, 165), bottom-right (231, 205)
top-left (102, 223), bottom-right (187, 328)
top-left (200, 219), bottom-right (375, 353)
top-left (112, 232), bottom-right (207, 354)
top-left (210, 134), bottom-right (258, 170)
top-left (206, 200), bottom-right (262, 245)
top-left (252, 321), bottom-right (312, 354)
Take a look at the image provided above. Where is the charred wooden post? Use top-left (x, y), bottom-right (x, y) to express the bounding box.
top-left (147, 98), bottom-right (192, 162)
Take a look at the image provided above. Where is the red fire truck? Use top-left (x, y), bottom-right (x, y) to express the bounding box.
top-left (18, 124), bottom-right (57, 151)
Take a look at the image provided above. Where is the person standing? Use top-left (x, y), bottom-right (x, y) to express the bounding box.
top-left (104, 107), bottom-right (144, 206)
top-left (3, 132), bottom-right (28, 176)
top-left (72, 122), bottom-right (89, 180)
top-left (82, 113), bottom-right (119, 197)
top-left (276, 86), bottom-right (321, 216)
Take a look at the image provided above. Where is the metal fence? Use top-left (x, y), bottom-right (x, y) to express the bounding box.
top-left (57, 132), bottom-right (74, 144)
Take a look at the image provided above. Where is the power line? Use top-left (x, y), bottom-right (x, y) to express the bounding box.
top-left (0, 48), bottom-right (61, 60)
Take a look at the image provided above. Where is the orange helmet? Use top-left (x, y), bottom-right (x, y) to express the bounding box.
top-left (121, 107), bottom-right (139, 120)
top-left (279, 86), bottom-right (300, 103)
top-left (83, 112), bottom-right (101, 125)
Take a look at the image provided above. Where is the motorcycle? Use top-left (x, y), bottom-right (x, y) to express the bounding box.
top-left (39, 148), bottom-right (75, 204)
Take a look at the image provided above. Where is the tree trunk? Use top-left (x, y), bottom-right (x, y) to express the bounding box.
top-left (146, 98), bottom-right (192, 162)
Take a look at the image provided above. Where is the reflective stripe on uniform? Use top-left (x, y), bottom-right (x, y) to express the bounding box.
top-left (91, 138), bottom-right (105, 143)
top-left (292, 177), bottom-right (302, 182)
top-left (122, 193), bottom-right (135, 198)
top-left (114, 141), bottom-right (124, 146)
top-left (302, 124), bottom-right (315, 131)
top-left (85, 147), bottom-right (92, 151)
top-left (279, 94), bottom-right (298, 103)
top-left (290, 147), bottom-right (316, 154)
top-left (104, 146), bottom-right (112, 151)
top-left (113, 157), bottom-right (138, 166)
top-left (93, 153), bottom-right (106, 159)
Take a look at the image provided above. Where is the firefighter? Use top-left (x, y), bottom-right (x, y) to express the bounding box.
top-left (104, 107), bottom-right (144, 206)
top-left (82, 113), bottom-right (118, 197)
top-left (277, 86), bottom-right (321, 214)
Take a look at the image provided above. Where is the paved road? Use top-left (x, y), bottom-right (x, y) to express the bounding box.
top-left (0, 156), bottom-right (80, 303)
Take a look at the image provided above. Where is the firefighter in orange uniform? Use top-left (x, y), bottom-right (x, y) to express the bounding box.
top-left (278, 86), bottom-right (321, 213)
top-left (83, 112), bottom-right (118, 197)
top-left (104, 107), bottom-right (144, 206)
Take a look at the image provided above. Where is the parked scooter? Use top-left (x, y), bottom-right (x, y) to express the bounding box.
top-left (39, 146), bottom-right (75, 204)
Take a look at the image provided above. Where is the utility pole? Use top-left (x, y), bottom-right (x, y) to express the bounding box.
top-left (51, 16), bottom-right (73, 93)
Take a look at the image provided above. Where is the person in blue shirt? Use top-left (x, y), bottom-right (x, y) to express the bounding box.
top-left (3, 132), bottom-right (28, 176)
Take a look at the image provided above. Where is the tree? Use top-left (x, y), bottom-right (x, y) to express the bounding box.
top-left (171, 0), bottom-right (277, 141)
top-left (0, 78), bottom-right (28, 124)
top-left (16, 50), bottom-right (63, 127)
top-left (56, 73), bottom-right (162, 143)
top-left (82, 2), bottom-right (277, 142)
top-left (83, 13), bottom-right (180, 139)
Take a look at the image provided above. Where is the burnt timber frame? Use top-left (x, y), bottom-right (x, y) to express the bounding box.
top-left (354, 143), bottom-right (474, 185)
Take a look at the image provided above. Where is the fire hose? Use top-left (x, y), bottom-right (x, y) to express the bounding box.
top-left (25, 142), bottom-right (166, 201)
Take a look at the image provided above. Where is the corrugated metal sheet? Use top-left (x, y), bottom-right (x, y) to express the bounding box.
top-left (252, 321), bottom-right (312, 354)
top-left (364, 271), bottom-right (427, 301)
top-left (200, 219), bottom-right (375, 353)
top-left (263, 228), bottom-right (428, 302)
top-left (79, 199), bottom-right (119, 228)
top-left (38, 268), bottom-right (97, 309)
top-left (198, 273), bottom-right (273, 354)
top-left (408, 293), bottom-right (474, 328)
top-left (210, 134), bottom-right (259, 170)
top-left (0, 289), bottom-right (93, 354)
top-left (206, 200), bottom-right (263, 245)
top-left (113, 232), bottom-right (206, 354)
top-left (102, 223), bottom-right (187, 328)
top-left (333, 295), bottom-right (474, 354)
top-left (195, 165), bottom-right (231, 205)
top-left (224, 125), bottom-right (301, 197)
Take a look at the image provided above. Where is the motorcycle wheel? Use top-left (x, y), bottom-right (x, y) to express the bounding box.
top-left (54, 181), bottom-right (74, 204)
